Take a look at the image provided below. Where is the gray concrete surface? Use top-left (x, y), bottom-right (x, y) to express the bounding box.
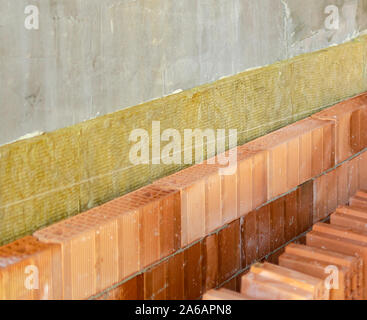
top-left (0, 0), bottom-right (366, 146)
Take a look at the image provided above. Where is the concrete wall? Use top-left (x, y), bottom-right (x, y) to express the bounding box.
top-left (0, 0), bottom-right (366, 146)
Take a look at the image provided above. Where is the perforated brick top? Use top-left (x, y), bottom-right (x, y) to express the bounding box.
top-left (0, 236), bottom-right (55, 268)
top-left (34, 184), bottom-right (179, 242)
top-left (154, 163), bottom-right (219, 189)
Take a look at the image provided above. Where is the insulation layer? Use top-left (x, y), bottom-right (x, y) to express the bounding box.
top-left (0, 36), bottom-right (367, 245)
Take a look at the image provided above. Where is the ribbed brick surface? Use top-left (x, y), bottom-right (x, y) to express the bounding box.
top-left (0, 236), bottom-right (62, 300)
top-left (34, 185), bottom-right (180, 299)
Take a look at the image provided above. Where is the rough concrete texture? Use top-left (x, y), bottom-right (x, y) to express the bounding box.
top-left (0, 0), bottom-right (366, 146)
top-left (284, 0), bottom-right (367, 57)
top-left (0, 37), bottom-right (366, 245)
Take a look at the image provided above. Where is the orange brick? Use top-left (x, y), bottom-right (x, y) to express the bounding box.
top-left (336, 162), bottom-right (350, 206)
top-left (257, 206), bottom-right (271, 259)
top-left (270, 197), bottom-right (285, 251)
top-left (348, 158), bottom-right (360, 199)
top-left (144, 262), bottom-right (168, 300)
top-left (237, 148), bottom-right (253, 216)
top-left (285, 243), bottom-right (362, 300)
top-left (350, 196), bottom-right (367, 210)
top-left (331, 212), bottom-right (367, 233)
top-left (250, 262), bottom-right (328, 300)
top-left (251, 151), bottom-right (268, 208)
top-left (336, 205), bottom-right (367, 218)
top-left (218, 220), bottom-right (241, 284)
top-left (322, 121), bottom-right (336, 171)
top-left (285, 191), bottom-right (298, 242)
top-left (313, 93), bottom-right (367, 164)
top-left (0, 236), bottom-right (62, 300)
top-left (154, 164), bottom-right (219, 246)
top-left (203, 234), bottom-right (219, 291)
top-left (299, 130), bottom-right (312, 184)
top-left (311, 126), bottom-right (324, 177)
top-left (287, 137), bottom-right (300, 190)
top-left (184, 241), bottom-right (203, 300)
top-left (221, 173), bottom-right (238, 224)
top-left (205, 173), bottom-right (222, 234)
top-left (241, 210), bottom-right (258, 267)
top-left (241, 272), bottom-right (313, 300)
top-left (279, 253), bottom-right (349, 300)
top-left (166, 252), bottom-right (185, 300)
top-left (307, 228), bottom-right (367, 298)
top-left (314, 170), bottom-right (337, 223)
top-left (358, 153), bottom-right (367, 190)
top-left (35, 184), bottom-right (179, 299)
top-left (297, 180), bottom-right (313, 234)
top-left (105, 275), bottom-right (144, 300)
top-left (203, 288), bottom-right (248, 300)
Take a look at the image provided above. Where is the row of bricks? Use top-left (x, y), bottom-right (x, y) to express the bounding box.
top-left (208, 191), bottom-right (367, 300)
top-left (1, 93), bottom-right (366, 300)
top-left (93, 180), bottom-right (337, 300)
top-left (313, 152), bottom-right (367, 223)
top-left (0, 180), bottom-right (317, 300)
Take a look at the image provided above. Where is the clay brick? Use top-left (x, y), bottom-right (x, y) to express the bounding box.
top-left (358, 153), bottom-right (367, 190)
top-left (241, 272), bottom-right (313, 300)
top-left (286, 243), bottom-right (362, 300)
top-left (336, 162), bottom-right (350, 206)
top-left (287, 136), bottom-right (300, 190)
top-left (279, 252), bottom-right (349, 300)
top-left (35, 215), bottom-right (98, 299)
top-left (205, 173), bottom-right (222, 234)
top-left (166, 252), bottom-right (185, 300)
top-left (336, 205), bottom-right (367, 218)
top-left (270, 197), bottom-right (285, 251)
top-left (313, 93), bottom-right (367, 164)
top-left (140, 202), bottom-right (160, 268)
top-left (101, 184), bottom-right (180, 275)
top-left (118, 210), bottom-right (140, 279)
top-left (250, 262), bottom-right (328, 300)
top-left (218, 220), bottom-right (241, 284)
top-left (297, 181), bottom-right (313, 234)
top-left (0, 236), bottom-right (62, 300)
top-left (144, 261), bottom-right (168, 300)
top-left (314, 170), bottom-right (337, 223)
top-left (221, 173), bottom-right (238, 224)
top-left (354, 190), bottom-right (367, 200)
top-left (203, 288), bottom-right (248, 300)
top-left (269, 142), bottom-right (288, 199)
top-left (331, 212), bottom-right (367, 233)
top-left (35, 184), bottom-right (179, 299)
top-left (350, 196), bottom-right (367, 210)
top-left (348, 158), bottom-right (360, 199)
top-left (307, 230), bottom-right (366, 298)
top-left (257, 206), bottom-right (271, 259)
top-left (241, 211), bottom-right (258, 267)
top-left (154, 164), bottom-right (218, 246)
top-left (237, 149), bottom-right (253, 216)
top-left (311, 126), bottom-right (324, 177)
top-left (184, 241), bottom-right (203, 300)
top-left (106, 275), bottom-right (144, 300)
top-left (285, 191), bottom-right (298, 242)
top-left (203, 234), bottom-right (218, 291)
top-left (322, 121), bottom-right (336, 171)
top-left (251, 151), bottom-right (268, 208)
top-left (299, 130), bottom-right (313, 184)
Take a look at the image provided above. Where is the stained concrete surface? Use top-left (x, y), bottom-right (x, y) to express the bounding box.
top-left (0, 0), bottom-right (366, 146)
